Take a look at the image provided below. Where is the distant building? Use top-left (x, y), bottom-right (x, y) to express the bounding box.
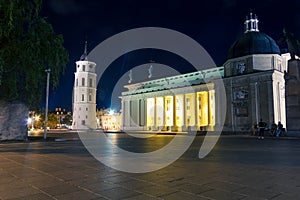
top-left (54, 107), bottom-right (72, 128)
top-left (72, 41), bottom-right (97, 130)
top-left (101, 112), bottom-right (122, 132)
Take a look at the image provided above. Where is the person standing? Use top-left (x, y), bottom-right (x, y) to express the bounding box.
top-left (258, 119), bottom-right (267, 139)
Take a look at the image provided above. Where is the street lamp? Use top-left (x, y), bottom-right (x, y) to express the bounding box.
top-left (27, 117), bottom-right (32, 130)
top-left (44, 69), bottom-right (51, 139)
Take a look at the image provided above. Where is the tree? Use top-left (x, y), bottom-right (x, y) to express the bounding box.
top-left (0, 0), bottom-right (68, 140)
top-left (62, 113), bottom-right (72, 126)
top-left (0, 0), bottom-right (68, 108)
top-left (47, 113), bottom-right (59, 129)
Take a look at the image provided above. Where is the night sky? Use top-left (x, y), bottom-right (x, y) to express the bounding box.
top-left (41, 0), bottom-right (300, 111)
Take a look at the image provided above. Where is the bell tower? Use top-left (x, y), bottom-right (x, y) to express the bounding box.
top-left (72, 41), bottom-right (97, 130)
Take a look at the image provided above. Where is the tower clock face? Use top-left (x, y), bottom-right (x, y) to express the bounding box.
top-left (237, 63), bottom-right (246, 74)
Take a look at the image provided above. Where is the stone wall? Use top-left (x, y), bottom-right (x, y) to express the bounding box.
top-left (285, 60), bottom-right (300, 136)
top-left (0, 100), bottom-right (28, 140)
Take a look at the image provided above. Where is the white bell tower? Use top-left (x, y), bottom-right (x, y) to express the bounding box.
top-left (72, 41), bottom-right (97, 130)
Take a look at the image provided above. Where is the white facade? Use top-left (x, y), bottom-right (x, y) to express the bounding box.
top-left (72, 55), bottom-right (97, 130)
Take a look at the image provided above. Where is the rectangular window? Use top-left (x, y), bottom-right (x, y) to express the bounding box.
top-left (89, 94), bottom-right (92, 101)
top-left (82, 78), bottom-right (85, 86)
top-left (82, 94), bottom-right (84, 101)
top-left (76, 78), bottom-right (78, 86)
top-left (186, 98), bottom-right (190, 111)
top-left (89, 78), bottom-right (93, 87)
top-left (83, 65), bottom-right (85, 71)
top-left (166, 99), bottom-right (170, 111)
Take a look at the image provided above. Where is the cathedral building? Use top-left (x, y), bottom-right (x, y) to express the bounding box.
top-left (72, 14), bottom-right (300, 135)
top-left (120, 13), bottom-right (292, 134)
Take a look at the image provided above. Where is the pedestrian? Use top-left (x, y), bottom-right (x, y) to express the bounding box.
top-left (271, 120), bottom-right (277, 137)
top-left (276, 121), bottom-right (283, 137)
top-left (252, 123), bottom-right (258, 136)
top-left (258, 118), bottom-right (267, 139)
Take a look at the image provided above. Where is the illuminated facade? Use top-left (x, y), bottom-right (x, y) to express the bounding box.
top-left (121, 68), bottom-right (223, 132)
top-left (100, 113), bottom-right (122, 131)
top-left (72, 42), bottom-right (97, 130)
top-left (120, 13), bottom-right (291, 133)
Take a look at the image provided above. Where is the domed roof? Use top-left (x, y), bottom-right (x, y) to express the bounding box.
top-left (227, 31), bottom-right (281, 60)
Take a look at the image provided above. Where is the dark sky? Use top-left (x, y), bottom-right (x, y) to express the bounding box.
top-left (41, 0), bottom-right (300, 111)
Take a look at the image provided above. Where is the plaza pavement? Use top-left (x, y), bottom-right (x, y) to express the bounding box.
top-left (0, 133), bottom-right (300, 200)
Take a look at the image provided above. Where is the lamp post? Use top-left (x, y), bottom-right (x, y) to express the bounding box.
top-left (44, 69), bottom-right (51, 139)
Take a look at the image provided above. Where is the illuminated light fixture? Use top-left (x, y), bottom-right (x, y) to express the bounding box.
top-left (108, 109), bottom-right (115, 115)
top-left (27, 118), bottom-right (32, 124)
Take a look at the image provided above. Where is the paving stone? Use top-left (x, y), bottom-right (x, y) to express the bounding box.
top-left (236, 187), bottom-right (281, 199)
top-left (117, 179), bottom-right (155, 190)
top-left (7, 193), bottom-right (54, 200)
top-left (200, 188), bottom-right (247, 200)
top-left (99, 187), bottom-right (141, 199)
top-left (174, 183), bottom-right (213, 194)
top-left (160, 191), bottom-right (209, 200)
top-left (123, 194), bottom-right (158, 200)
top-left (0, 136), bottom-right (300, 200)
top-left (136, 185), bottom-right (177, 197)
top-left (203, 180), bottom-right (244, 192)
top-left (55, 190), bottom-right (103, 200)
top-left (40, 184), bottom-right (80, 196)
top-left (82, 181), bottom-right (120, 193)
top-left (0, 185), bottom-right (41, 199)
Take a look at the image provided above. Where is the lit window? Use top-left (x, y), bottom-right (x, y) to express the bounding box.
top-left (166, 99), bottom-right (170, 111)
top-left (186, 98), bottom-right (190, 111)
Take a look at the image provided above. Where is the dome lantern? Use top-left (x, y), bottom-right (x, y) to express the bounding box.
top-left (244, 13), bottom-right (259, 33)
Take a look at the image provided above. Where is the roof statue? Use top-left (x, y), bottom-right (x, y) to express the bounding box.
top-left (148, 65), bottom-right (153, 79)
top-left (128, 70), bottom-right (133, 83)
top-left (282, 28), bottom-right (300, 60)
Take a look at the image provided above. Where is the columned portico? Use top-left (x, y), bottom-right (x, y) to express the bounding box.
top-left (121, 68), bottom-right (222, 133)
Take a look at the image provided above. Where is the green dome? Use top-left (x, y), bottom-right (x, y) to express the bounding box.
top-left (227, 32), bottom-right (281, 59)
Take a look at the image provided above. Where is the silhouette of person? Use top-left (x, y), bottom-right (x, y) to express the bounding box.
top-left (258, 118), bottom-right (267, 139)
